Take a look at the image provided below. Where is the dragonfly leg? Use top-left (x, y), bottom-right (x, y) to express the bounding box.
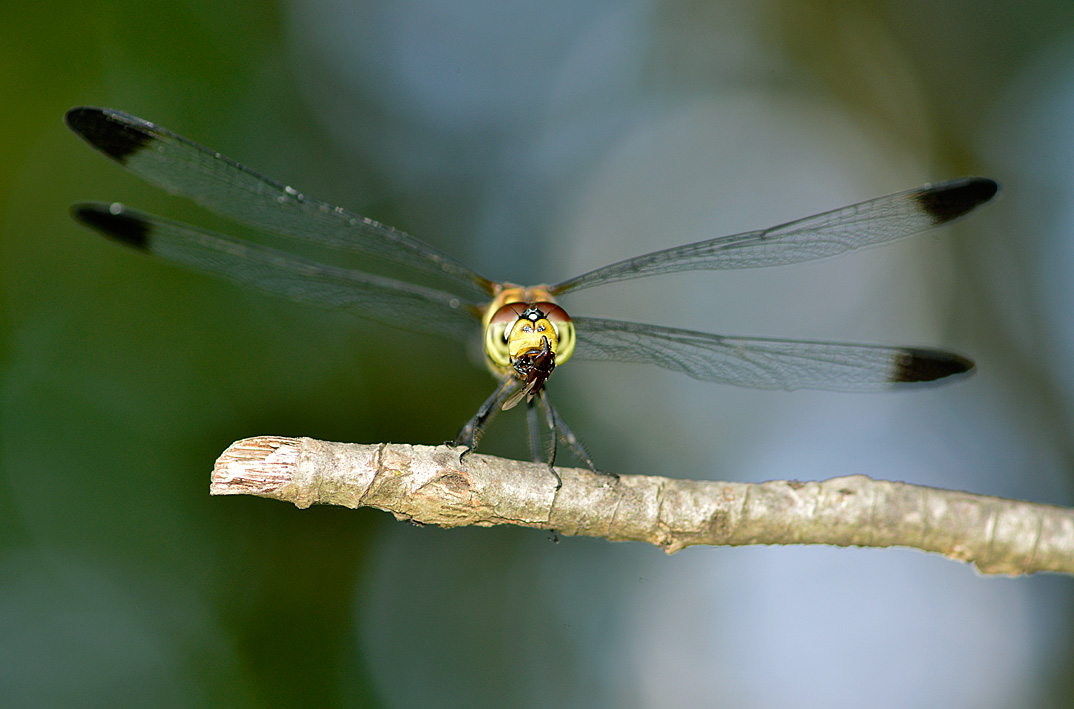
top-left (453, 375), bottom-right (516, 458)
top-left (539, 395), bottom-right (618, 482)
top-left (526, 399), bottom-right (543, 464)
top-left (536, 394), bottom-right (562, 490)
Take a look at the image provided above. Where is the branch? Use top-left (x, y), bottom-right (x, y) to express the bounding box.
top-left (210, 436), bottom-right (1074, 577)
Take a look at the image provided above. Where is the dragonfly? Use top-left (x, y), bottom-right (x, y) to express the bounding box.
top-left (65, 106), bottom-right (997, 487)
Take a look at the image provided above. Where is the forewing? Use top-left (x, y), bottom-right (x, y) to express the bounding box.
top-left (65, 107), bottom-right (494, 298)
top-left (551, 178), bottom-right (998, 295)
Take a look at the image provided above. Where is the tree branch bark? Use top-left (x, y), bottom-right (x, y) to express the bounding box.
top-left (209, 435), bottom-right (1074, 577)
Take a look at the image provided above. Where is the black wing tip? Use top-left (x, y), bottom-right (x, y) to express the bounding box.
top-left (70, 203), bottom-right (151, 251)
top-left (892, 348), bottom-right (975, 384)
top-left (64, 106), bottom-right (153, 164)
top-left (914, 177), bottom-right (999, 225)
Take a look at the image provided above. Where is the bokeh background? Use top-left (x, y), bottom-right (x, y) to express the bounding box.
top-left (4, 1), bottom-right (1074, 706)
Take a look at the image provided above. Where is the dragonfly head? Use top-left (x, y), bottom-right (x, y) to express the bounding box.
top-left (482, 288), bottom-right (576, 376)
top-left (483, 296), bottom-right (576, 410)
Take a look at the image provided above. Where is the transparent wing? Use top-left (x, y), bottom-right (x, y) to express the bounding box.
top-left (550, 178), bottom-right (998, 295)
top-left (73, 202), bottom-right (485, 340)
top-left (65, 107), bottom-right (495, 299)
top-left (572, 316), bottom-right (973, 391)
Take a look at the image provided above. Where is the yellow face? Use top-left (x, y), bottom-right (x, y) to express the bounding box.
top-left (508, 310), bottom-right (558, 361)
top-left (482, 285), bottom-right (576, 377)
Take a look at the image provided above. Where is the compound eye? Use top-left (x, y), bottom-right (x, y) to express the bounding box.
top-left (488, 302), bottom-right (528, 328)
top-left (535, 302), bottom-right (571, 329)
top-left (534, 302), bottom-right (576, 365)
top-left (484, 303), bottom-right (529, 368)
